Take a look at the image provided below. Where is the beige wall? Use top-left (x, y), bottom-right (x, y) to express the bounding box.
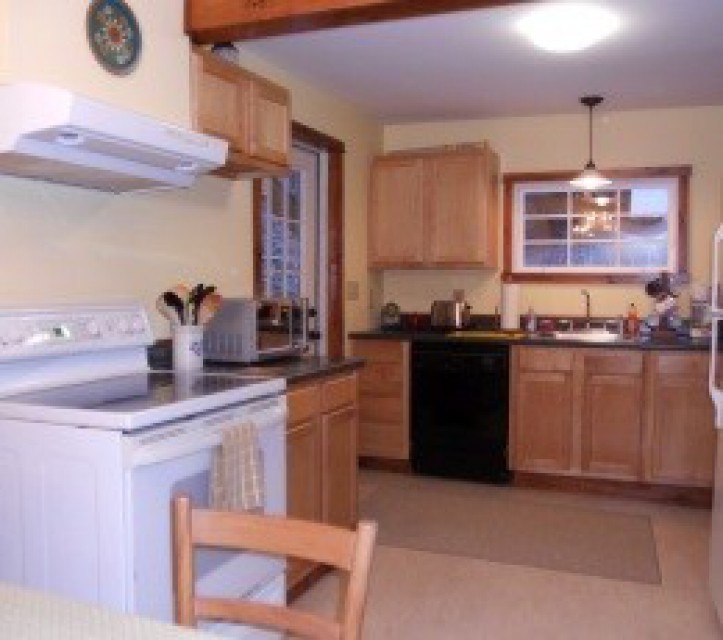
top-left (381, 107), bottom-right (723, 322)
top-left (0, 3), bottom-right (382, 344)
top-left (1, 0), bottom-right (190, 125)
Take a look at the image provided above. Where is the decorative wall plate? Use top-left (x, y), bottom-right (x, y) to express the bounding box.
top-left (86, 0), bottom-right (142, 75)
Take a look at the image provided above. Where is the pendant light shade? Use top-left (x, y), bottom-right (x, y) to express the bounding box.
top-left (570, 95), bottom-right (611, 190)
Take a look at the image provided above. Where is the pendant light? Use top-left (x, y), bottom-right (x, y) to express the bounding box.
top-left (570, 95), bottom-right (611, 190)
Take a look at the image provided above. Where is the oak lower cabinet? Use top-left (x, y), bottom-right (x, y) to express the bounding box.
top-left (645, 352), bottom-right (716, 486)
top-left (580, 351), bottom-right (644, 480)
top-left (285, 371), bottom-right (359, 592)
top-left (511, 347), bottom-right (574, 473)
top-left (512, 346), bottom-right (714, 488)
top-left (368, 144), bottom-right (499, 269)
top-left (190, 46), bottom-right (290, 176)
top-left (350, 339), bottom-right (410, 460)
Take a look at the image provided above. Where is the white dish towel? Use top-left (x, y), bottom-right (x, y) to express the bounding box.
top-left (211, 422), bottom-right (265, 512)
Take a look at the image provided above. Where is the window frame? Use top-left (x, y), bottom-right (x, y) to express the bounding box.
top-left (502, 166), bottom-right (691, 284)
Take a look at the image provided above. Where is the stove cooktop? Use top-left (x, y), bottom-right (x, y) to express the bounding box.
top-left (0, 370), bottom-right (285, 431)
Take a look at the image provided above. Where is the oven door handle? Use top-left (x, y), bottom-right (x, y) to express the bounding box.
top-left (125, 404), bottom-right (285, 468)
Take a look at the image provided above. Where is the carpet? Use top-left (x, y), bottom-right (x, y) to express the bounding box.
top-left (360, 474), bottom-right (661, 584)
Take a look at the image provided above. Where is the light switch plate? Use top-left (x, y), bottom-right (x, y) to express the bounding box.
top-left (346, 281), bottom-right (360, 301)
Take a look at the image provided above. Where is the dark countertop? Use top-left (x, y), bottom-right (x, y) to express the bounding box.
top-left (204, 356), bottom-right (365, 385)
top-left (348, 329), bottom-right (710, 351)
top-left (148, 342), bottom-right (364, 385)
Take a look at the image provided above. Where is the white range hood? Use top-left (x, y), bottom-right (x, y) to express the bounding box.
top-left (0, 83), bottom-right (228, 193)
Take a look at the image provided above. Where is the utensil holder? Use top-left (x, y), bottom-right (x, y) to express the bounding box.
top-left (172, 325), bottom-right (204, 371)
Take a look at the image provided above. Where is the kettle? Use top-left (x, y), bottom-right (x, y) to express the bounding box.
top-left (430, 300), bottom-right (471, 329)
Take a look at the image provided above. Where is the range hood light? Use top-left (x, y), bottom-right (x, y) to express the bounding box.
top-left (55, 131), bottom-right (85, 147)
top-left (175, 161), bottom-right (200, 174)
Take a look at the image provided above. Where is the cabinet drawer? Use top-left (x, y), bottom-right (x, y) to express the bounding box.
top-left (359, 362), bottom-right (404, 395)
top-left (287, 383), bottom-right (320, 426)
top-left (351, 339), bottom-right (406, 363)
top-left (322, 374), bottom-right (357, 412)
top-left (359, 395), bottom-right (404, 424)
top-left (517, 347), bottom-right (573, 372)
top-left (653, 352), bottom-right (708, 377)
top-left (582, 350), bottom-right (643, 376)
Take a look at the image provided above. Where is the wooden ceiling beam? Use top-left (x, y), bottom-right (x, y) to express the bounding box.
top-left (185, 0), bottom-right (530, 44)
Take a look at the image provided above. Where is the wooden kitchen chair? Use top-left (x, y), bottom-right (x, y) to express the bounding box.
top-left (172, 494), bottom-right (377, 640)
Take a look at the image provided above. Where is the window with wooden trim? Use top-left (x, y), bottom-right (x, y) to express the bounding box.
top-left (502, 167), bottom-right (690, 284)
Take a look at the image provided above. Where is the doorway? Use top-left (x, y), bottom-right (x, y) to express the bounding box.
top-left (254, 122), bottom-right (345, 358)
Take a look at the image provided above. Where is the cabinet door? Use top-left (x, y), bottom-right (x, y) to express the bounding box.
top-left (647, 353), bottom-right (716, 486)
top-left (286, 418), bottom-right (322, 588)
top-left (322, 404), bottom-right (358, 528)
top-left (425, 151), bottom-right (498, 266)
top-left (248, 76), bottom-right (291, 167)
top-left (581, 351), bottom-right (643, 480)
top-left (368, 157), bottom-right (425, 267)
top-left (513, 370), bottom-right (574, 473)
top-left (190, 49), bottom-right (248, 152)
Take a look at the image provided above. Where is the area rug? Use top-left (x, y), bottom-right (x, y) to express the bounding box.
top-left (360, 474), bottom-right (661, 584)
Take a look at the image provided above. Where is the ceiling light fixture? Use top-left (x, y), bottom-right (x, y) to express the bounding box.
top-left (516, 3), bottom-right (620, 53)
top-left (570, 95), bottom-right (611, 191)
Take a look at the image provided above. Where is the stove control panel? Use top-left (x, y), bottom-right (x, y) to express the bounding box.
top-left (0, 305), bottom-right (153, 360)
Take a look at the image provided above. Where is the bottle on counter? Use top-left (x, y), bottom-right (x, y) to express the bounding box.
top-left (625, 303), bottom-right (640, 338)
top-left (525, 306), bottom-right (537, 333)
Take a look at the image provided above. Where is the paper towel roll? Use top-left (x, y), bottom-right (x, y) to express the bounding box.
top-left (501, 283), bottom-right (520, 330)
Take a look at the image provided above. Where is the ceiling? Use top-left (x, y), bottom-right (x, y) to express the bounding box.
top-left (240, 0), bottom-right (723, 122)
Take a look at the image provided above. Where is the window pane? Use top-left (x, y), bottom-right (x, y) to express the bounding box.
top-left (271, 178), bottom-right (285, 217)
top-left (620, 215), bottom-right (667, 240)
top-left (620, 241), bottom-right (668, 267)
top-left (571, 243), bottom-right (616, 267)
top-left (524, 243), bottom-right (567, 266)
top-left (288, 171), bottom-right (301, 221)
top-left (524, 192), bottom-right (567, 216)
top-left (286, 273), bottom-right (300, 297)
top-left (572, 190), bottom-right (617, 215)
top-left (571, 215), bottom-right (618, 240)
top-left (525, 218), bottom-right (567, 240)
top-left (620, 187), bottom-right (669, 217)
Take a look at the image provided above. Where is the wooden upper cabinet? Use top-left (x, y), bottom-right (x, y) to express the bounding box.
top-left (645, 352), bottom-right (716, 486)
top-left (368, 144), bottom-right (499, 269)
top-left (426, 150), bottom-right (499, 266)
top-left (190, 46), bottom-right (290, 177)
top-left (368, 156), bottom-right (425, 266)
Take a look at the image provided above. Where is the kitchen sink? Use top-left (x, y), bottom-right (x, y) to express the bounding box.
top-left (552, 329), bottom-right (621, 343)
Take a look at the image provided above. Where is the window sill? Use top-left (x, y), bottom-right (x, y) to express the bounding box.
top-left (502, 271), bottom-right (690, 285)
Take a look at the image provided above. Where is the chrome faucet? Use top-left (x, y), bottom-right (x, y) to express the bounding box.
top-left (581, 289), bottom-right (591, 328)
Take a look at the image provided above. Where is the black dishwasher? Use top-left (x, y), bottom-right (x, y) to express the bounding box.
top-left (411, 340), bottom-right (510, 483)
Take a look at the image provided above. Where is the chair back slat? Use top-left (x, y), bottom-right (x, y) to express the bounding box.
top-left (191, 508), bottom-right (356, 569)
top-left (195, 597), bottom-right (341, 640)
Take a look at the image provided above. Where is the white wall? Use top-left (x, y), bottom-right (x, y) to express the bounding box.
top-left (382, 106), bottom-right (723, 321)
top-left (0, 2), bottom-right (382, 344)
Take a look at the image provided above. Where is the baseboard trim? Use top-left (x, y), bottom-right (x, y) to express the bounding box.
top-left (359, 456), bottom-right (412, 473)
top-left (513, 471), bottom-right (712, 508)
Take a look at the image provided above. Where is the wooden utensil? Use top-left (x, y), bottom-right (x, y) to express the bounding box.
top-left (198, 292), bottom-right (223, 325)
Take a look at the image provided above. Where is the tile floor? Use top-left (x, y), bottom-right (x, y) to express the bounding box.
top-left (293, 471), bottom-right (722, 639)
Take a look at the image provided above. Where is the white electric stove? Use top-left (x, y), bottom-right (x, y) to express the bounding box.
top-left (0, 304), bottom-right (286, 638)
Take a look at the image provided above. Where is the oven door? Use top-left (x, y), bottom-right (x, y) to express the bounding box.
top-left (124, 397), bottom-right (286, 624)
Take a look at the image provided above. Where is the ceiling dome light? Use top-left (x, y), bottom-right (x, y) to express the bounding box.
top-left (516, 3), bottom-right (620, 53)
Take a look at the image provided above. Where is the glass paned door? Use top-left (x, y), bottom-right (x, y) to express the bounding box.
top-left (258, 145), bottom-right (327, 355)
